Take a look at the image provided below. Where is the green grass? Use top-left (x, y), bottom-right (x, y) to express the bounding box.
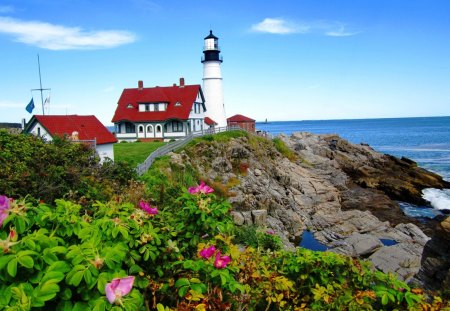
top-left (114, 141), bottom-right (165, 167)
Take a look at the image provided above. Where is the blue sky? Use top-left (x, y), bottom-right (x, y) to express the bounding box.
top-left (1, 0), bottom-right (449, 125)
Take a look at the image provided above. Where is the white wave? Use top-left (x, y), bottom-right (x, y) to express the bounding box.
top-left (422, 188), bottom-right (450, 210)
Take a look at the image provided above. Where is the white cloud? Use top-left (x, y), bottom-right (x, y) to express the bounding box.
top-left (251, 18), bottom-right (304, 34)
top-left (0, 17), bottom-right (137, 50)
top-left (251, 18), bottom-right (359, 37)
top-left (326, 25), bottom-right (359, 37)
top-left (0, 5), bottom-right (14, 13)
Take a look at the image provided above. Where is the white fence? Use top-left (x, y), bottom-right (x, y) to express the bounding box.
top-left (135, 126), bottom-right (240, 175)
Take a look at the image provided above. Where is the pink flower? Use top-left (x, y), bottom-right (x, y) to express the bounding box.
top-left (199, 245), bottom-right (216, 259)
top-left (105, 276), bottom-right (135, 304)
top-left (266, 229), bottom-right (275, 235)
top-left (214, 251), bottom-right (231, 269)
top-left (0, 195), bottom-right (10, 210)
top-left (0, 195), bottom-right (11, 227)
top-left (139, 201), bottom-right (158, 215)
top-left (188, 181), bottom-right (214, 195)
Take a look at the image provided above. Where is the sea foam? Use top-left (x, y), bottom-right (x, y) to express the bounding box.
top-left (422, 188), bottom-right (450, 210)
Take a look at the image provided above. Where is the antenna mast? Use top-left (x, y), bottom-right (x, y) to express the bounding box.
top-left (31, 54), bottom-right (51, 115)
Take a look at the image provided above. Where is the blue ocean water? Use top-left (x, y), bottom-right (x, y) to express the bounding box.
top-left (256, 116), bottom-right (450, 214)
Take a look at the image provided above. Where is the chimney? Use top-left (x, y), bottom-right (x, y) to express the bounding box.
top-left (179, 77), bottom-right (185, 87)
top-left (138, 80), bottom-right (143, 90)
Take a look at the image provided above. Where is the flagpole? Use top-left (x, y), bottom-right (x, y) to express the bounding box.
top-left (31, 54), bottom-right (50, 115)
top-left (37, 54), bottom-right (45, 115)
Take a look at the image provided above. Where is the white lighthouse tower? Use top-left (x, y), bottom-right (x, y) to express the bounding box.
top-left (202, 30), bottom-right (227, 128)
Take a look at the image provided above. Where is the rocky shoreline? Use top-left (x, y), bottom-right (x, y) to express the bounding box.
top-left (169, 132), bottom-right (450, 290)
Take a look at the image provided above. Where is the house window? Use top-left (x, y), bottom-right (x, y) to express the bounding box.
top-left (171, 121), bottom-right (183, 132)
top-left (37, 127), bottom-right (41, 137)
top-left (125, 122), bottom-right (136, 133)
top-left (156, 125), bottom-right (162, 133)
top-left (138, 125), bottom-right (144, 133)
top-left (127, 103), bottom-right (133, 108)
top-left (175, 101), bottom-right (181, 107)
top-left (147, 125), bottom-right (153, 133)
top-left (154, 103), bottom-right (159, 111)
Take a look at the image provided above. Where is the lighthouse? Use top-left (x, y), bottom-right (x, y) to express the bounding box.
top-left (202, 30), bottom-right (227, 128)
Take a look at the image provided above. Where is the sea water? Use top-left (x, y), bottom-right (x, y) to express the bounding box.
top-left (256, 116), bottom-right (450, 216)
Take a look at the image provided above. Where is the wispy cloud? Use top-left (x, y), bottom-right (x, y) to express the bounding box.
top-left (325, 25), bottom-right (359, 37)
top-left (0, 17), bottom-right (137, 50)
top-left (251, 18), bottom-right (359, 37)
top-left (251, 18), bottom-right (304, 34)
top-left (0, 5), bottom-right (14, 13)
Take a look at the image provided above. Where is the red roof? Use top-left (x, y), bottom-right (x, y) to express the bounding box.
top-left (204, 117), bottom-right (217, 126)
top-left (112, 84), bottom-right (203, 123)
top-left (227, 114), bottom-right (255, 122)
top-left (30, 115), bottom-right (117, 145)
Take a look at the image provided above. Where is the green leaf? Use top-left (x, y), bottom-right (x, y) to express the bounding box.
top-left (0, 254), bottom-right (15, 270)
top-left (18, 255), bottom-right (34, 269)
top-left (175, 278), bottom-right (190, 288)
top-left (7, 258), bottom-right (18, 277)
top-left (157, 304), bottom-right (166, 311)
top-left (66, 265), bottom-right (86, 286)
top-left (178, 286), bottom-right (189, 298)
top-left (42, 271), bottom-right (65, 283)
top-left (381, 293), bottom-right (389, 305)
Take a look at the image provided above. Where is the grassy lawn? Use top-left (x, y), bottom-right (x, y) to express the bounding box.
top-left (114, 141), bottom-right (165, 167)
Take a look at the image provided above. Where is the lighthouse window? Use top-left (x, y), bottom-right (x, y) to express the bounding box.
top-left (154, 103), bottom-right (159, 111)
top-left (145, 104), bottom-right (150, 111)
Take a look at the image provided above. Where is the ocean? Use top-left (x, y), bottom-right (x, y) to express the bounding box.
top-left (256, 116), bottom-right (450, 217)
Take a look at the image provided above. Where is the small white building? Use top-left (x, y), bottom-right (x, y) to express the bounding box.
top-left (111, 78), bottom-right (208, 142)
top-left (24, 115), bottom-right (117, 162)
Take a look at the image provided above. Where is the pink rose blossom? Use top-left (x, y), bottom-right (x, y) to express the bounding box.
top-left (188, 181), bottom-right (214, 195)
top-left (105, 276), bottom-right (135, 304)
top-left (139, 201), bottom-right (158, 215)
top-left (214, 251), bottom-right (231, 269)
top-left (0, 195), bottom-right (11, 227)
top-left (199, 245), bottom-right (216, 259)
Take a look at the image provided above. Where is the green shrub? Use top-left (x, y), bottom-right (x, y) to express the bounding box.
top-left (0, 131), bottom-right (135, 204)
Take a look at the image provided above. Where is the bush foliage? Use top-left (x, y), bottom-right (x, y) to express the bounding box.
top-left (0, 130), bottom-right (136, 205)
top-left (0, 130), bottom-right (448, 310)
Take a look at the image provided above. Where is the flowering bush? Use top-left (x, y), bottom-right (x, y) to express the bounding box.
top-left (0, 179), bottom-right (447, 310)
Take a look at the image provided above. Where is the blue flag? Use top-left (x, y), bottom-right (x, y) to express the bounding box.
top-left (25, 98), bottom-right (35, 114)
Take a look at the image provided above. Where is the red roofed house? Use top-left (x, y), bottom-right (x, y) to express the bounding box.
top-left (112, 78), bottom-right (207, 142)
top-left (24, 115), bottom-right (117, 162)
top-left (227, 114), bottom-right (256, 132)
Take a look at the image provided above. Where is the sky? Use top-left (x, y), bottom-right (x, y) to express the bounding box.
top-left (0, 0), bottom-right (449, 126)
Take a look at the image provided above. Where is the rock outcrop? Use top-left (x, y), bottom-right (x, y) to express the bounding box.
top-left (168, 132), bottom-right (450, 289)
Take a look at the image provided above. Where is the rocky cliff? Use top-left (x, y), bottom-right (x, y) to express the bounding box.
top-left (168, 132), bottom-right (450, 290)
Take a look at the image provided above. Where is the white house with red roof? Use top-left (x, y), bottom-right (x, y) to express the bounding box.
top-left (24, 115), bottom-right (117, 161)
top-left (111, 78), bottom-right (208, 142)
